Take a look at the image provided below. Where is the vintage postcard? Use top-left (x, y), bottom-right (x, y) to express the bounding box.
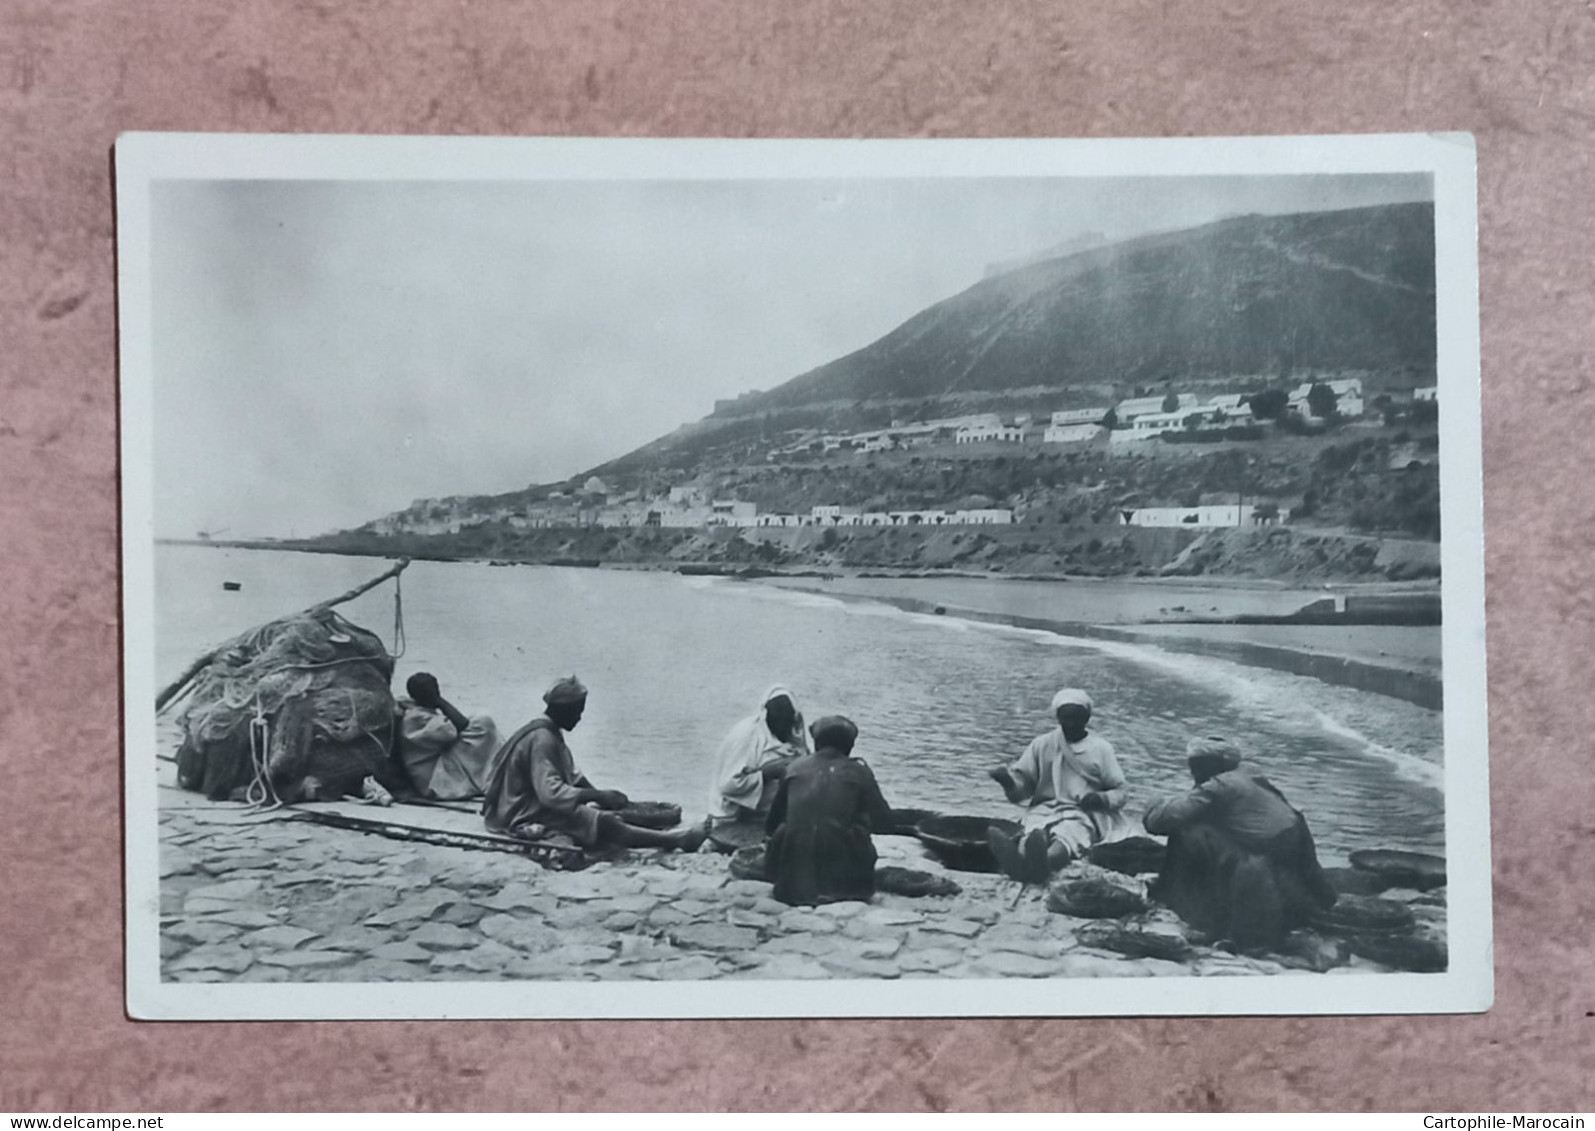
top-left (116, 132), bottom-right (1488, 1019)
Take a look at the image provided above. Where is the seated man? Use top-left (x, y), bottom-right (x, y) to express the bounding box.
top-left (1144, 735), bottom-right (1338, 951)
top-left (987, 687), bottom-right (1133, 883)
top-left (395, 672), bottom-right (502, 800)
top-left (482, 676), bottom-right (707, 852)
top-left (764, 716), bottom-right (895, 907)
top-left (708, 684), bottom-right (810, 824)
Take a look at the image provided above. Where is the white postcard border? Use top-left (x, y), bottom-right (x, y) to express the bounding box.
top-left (117, 131), bottom-right (1488, 1020)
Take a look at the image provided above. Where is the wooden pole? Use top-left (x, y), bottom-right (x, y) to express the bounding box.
top-left (307, 557), bottom-right (412, 614)
top-left (154, 558), bottom-right (412, 712)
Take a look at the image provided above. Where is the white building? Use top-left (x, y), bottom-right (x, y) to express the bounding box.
top-left (708, 500), bottom-right (758, 526)
top-left (1115, 393), bottom-right (1198, 422)
top-left (650, 505), bottom-right (710, 528)
top-left (1117, 409), bottom-right (1197, 441)
top-left (811, 505), bottom-right (863, 524)
top-left (1203, 393), bottom-right (1253, 418)
top-left (955, 422), bottom-right (1025, 444)
top-left (1120, 504), bottom-right (1286, 528)
top-left (595, 503), bottom-right (648, 527)
top-left (1043, 422), bottom-right (1105, 444)
top-left (1413, 385), bottom-right (1439, 402)
top-left (1289, 378), bottom-right (1364, 418)
top-left (953, 508), bottom-right (1015, 524)
top-left (1050, 407), bottom-right (1109, 427)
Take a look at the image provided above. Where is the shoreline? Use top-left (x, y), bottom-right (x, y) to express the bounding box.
top-left (167, 540), bottom-right (1442, 708)
top-left (749, 576), bottom-right (1444, 710)
top-left (170, 536), bottom-right (1440, 597)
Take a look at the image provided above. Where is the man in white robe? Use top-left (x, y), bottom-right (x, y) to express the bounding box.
top-left (395, 672), bottom-right (502, 800)
top-left (988, 687), bottom-right (1133, 882)
top-left (708, 684), bottom-right (810, 823)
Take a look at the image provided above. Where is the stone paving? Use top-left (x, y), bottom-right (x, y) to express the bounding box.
top-left (157, 806), bottom-right (1434, 984)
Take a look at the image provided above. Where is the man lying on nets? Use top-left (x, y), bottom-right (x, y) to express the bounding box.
top-left (395, 672), bottom-right (502, 800)
top-left (482, 676), bottom-right (709, 852)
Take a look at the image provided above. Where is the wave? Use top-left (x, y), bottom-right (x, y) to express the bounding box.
top-left (1029, 626), bottom-right (1446, 792)
top-left (716, 580), bottom-right (1446, 794)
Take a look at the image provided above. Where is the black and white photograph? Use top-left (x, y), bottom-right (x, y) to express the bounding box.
top-left (117, 132), bottom-right (1488, 1019)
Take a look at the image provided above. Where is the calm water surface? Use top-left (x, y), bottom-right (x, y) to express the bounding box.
top-left (155, 546), bottom-right (1445, 862)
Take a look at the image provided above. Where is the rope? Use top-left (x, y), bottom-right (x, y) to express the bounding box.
top-left (390, 570), bottom-right (407, 659)
top-left (244, 692), bottom-right (285, 811)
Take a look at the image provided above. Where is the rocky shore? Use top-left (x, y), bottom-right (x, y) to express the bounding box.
top-left (158, 805), bottom-right (1445, 985)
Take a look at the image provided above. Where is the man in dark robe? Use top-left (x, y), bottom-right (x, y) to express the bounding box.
top-left (1144, 735), bottom-right (1338, 950)
top-left (482, 676), bottom-right (707, 851)
top-left (764, 715), bottom-right (895, 907)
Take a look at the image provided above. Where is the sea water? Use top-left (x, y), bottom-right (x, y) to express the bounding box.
top-left (153, 545), bottom-right (1444, 862)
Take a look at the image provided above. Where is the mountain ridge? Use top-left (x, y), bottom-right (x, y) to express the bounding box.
top-left (718, 201), bottom-right (1435, 418)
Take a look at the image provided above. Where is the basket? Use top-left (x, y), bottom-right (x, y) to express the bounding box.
top-left (1348, 849), bottom-right (1446, 891)
top-left (886, 807), bottom-right (941, 837)
top-left (616, 801), bottom-right (682, 830)
top-left (914, 815), bottom-right (1021, 873)
top-left (1312, 895), bottom-right (1417, 937)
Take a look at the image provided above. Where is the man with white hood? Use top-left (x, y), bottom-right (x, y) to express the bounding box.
top-left (709, 684), bottom-right (811, 823)
top-left (987, 686), bottom-right (1133, 883)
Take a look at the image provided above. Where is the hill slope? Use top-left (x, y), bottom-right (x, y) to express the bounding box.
top-left (731, 201), bottom-right (1434, 414)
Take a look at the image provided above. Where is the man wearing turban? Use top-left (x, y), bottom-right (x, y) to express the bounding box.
top-left (988, 687), bottom-right (1133, 883)
top-left (482, 676), bottom-right (707, 852)
top-left (1144, 735), bottom-right (1337, 950)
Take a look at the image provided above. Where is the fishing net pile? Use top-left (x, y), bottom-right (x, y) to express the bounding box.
top-left (173, 607), bottom-right (399, 802)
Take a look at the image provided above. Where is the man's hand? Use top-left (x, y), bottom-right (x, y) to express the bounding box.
top-left (410, 675), bottom-right (442, 709)
top-left (594, 789), bottom-right (630, 810)
top-left (1078, 790), bottom-right (1108, 813)
top-left (988, 766), bottom-right (1023, 803)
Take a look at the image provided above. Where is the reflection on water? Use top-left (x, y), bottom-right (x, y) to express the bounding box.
top-left (154, 546), bottom-right (1444, 862)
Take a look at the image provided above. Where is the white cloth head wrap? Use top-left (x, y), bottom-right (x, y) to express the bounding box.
top-left (1050, 687), bottom-right (1093, 712)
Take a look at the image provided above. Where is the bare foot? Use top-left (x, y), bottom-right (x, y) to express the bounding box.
top-left (1022, 829), bottom-right (1051, 885)
top-left (987, 826), bottom-right (1026, 881)
top-left (676, 822), bottom-right (710, 853)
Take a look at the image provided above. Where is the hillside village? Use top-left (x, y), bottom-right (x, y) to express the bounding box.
top-left (359, 376), bottom-right (1438, 542)
top-left (283, 202), bottom-right (1444, 583)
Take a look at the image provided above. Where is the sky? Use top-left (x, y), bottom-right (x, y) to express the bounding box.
top-left (150, 171), bottom-right (1430, 538)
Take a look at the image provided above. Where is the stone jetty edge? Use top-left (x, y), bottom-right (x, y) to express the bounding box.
top-left (155, 807), bottom-right (1446, 988)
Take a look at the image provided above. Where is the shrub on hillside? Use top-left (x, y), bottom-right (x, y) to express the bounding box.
top-left (1159, 425), bottom-right (1265, 444)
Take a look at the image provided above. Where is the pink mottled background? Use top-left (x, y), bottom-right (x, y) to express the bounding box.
top-left (2, 0), bottom-right (1591, 1113)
